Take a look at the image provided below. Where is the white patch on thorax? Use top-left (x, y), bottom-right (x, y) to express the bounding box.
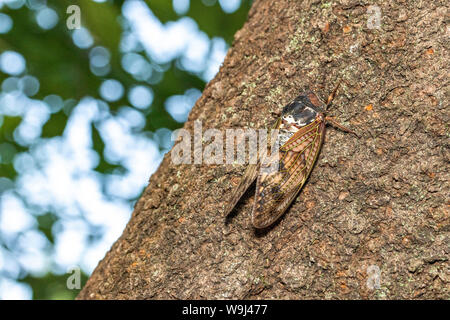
top-left (281, 115), bottom-right (301, 132)
top-left (283, 114), bottom-right (297, 125)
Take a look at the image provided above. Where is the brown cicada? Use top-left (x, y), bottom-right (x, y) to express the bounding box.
top-left (225, 83), bottom-right (357, 228)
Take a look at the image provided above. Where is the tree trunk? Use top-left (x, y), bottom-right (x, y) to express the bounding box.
top-left (78, 0), bottom-right (449, 299)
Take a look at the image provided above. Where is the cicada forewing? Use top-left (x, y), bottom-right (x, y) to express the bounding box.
top-left (251, 116), bottom-right (325, 228)
top-left (224, 118), bottom-right (282, 217)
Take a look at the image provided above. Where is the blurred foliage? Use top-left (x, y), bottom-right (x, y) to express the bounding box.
top-left (23, 271), bottom-right (90, 300)
top-left (0, 0), bottom-right (250, 299)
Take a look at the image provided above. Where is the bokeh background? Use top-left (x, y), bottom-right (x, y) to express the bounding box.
top-left (0, 0), bottom-right (250, 299)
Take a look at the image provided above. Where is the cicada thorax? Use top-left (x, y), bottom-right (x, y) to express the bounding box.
top-left (278, 92), bottom-right (326, 140)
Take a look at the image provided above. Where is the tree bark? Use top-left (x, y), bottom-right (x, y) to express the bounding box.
top-left (78, 0), bottom-right (449, 299)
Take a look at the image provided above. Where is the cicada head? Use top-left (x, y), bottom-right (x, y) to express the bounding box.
top-left (281, 91), bottom-right (325, 128)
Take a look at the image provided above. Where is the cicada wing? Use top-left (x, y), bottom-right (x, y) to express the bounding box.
top-left (252, 119), bottom-right (325, 229)
top-left (224, 117), bottom-right (283, 217)
top-left (224, 163), bottom-right (259, 216)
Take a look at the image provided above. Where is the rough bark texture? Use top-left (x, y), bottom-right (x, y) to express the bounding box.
top-left (78, 0), bottom-right (449, 299)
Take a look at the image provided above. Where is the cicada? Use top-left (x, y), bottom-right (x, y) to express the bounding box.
top-left (225, 83), bottom-right (357, 229)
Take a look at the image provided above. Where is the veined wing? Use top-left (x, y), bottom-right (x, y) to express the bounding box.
top-left (252, 118), bottom-right (325, 228)
top-left (224, 163), bottom-right (259, 216)
top-left (224, 118), bottom-right (282, 217)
